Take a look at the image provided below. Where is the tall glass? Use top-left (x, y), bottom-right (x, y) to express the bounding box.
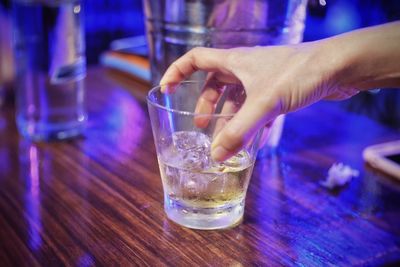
top-left (143, 0), bottom-right (307, 85)
top-left (147, 81), bottom-right (263, 230)
top-left (143, 0), bottom-right (308, 150)
top-left (12, 0), bottom-right (86, 141)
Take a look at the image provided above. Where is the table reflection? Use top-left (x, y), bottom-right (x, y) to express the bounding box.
top-left (19, 141), bottom-right (44, 251)
top-left (82, 88), bottom-right (147, 162)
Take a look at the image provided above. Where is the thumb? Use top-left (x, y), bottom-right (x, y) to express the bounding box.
top-left (211, 96), bottom-right (279, 162)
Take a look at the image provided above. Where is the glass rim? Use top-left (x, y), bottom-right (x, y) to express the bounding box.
top-left (146, 80), bottom-right (236, 118)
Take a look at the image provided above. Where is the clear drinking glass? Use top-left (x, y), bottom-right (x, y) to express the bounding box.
top-left (143, 0), bottom-right (308, 151)
top-left (147, 81), bottom-right (263, 230)
top-left (12, 0), bottom-right (86, 141)
top-left (143, 0), bottom-right (307, 85)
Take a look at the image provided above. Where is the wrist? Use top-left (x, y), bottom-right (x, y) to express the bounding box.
top-left (318, 22), bottom-right (400, 92)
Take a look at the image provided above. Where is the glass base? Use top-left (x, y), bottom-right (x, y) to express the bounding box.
top-left (17, 116), bottom-right (87, 141)
top-left (164, 195), bottom-right (245, 230)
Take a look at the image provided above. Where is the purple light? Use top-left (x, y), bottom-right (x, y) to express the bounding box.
top-left (25, 144), bottom-right (43, 251)
top-left (29, 145), bottom-right (40, 197)
top-left (82, 88), bottom-right (147, 162)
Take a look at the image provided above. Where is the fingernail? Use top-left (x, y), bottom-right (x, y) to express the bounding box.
top-left (211, 146), bottom-right (228, 162)
top-left (160, 84), bottom-right (166, 93)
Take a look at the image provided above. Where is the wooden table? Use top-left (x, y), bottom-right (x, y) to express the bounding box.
top-left (1, 67), bottom-right (399, 266)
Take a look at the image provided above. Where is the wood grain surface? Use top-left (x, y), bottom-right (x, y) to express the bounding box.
top-left (0, 67), bottom-right (399, 266)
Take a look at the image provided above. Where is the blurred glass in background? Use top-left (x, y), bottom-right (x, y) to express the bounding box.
top-left (12, 0), bottom-right (87, 141)
top-left (143, 0), bottom-right (308, 86)
top-left (143, 0), bottom-right (308, 152)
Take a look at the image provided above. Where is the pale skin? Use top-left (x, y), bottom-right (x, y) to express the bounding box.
top-left (160, 21), bottom-right (400, 162)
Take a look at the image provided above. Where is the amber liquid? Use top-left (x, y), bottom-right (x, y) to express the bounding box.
top-left (158, 131), bottom-right (254, 229)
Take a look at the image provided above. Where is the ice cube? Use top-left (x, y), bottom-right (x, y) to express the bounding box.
top-left (172, 131), bottom-right (211, 151)
top-left (171, 131), bottom-right (212, 170)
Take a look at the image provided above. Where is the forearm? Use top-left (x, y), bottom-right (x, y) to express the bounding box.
top-left (319, 21), bottom-right (400, 91)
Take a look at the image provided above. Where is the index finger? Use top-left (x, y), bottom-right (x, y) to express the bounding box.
top-left (159, 47), bottom-right (233, 91)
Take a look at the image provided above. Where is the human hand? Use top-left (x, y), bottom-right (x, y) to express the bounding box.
top-left (159, 44), bottom-right (348, 161)
top-left (159, 22), bottom-right (400, 161)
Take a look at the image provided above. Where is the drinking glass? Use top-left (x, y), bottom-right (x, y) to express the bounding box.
top-left (143, 0), bottom-right (307, 85)
top-left (12, 0), bottom-right (86, 140)
top-left (143, 0), bottom-right (308, 151)
top-left (147, 80), bottom-right (262, 230)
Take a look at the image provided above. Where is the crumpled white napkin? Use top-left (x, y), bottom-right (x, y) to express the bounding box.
top-left (320, 163), bottom-right (359, 189)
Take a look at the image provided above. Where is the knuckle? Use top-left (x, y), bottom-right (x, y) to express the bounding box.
top-left (170, 62), bottom-right (185, 78)
top-left (189, 47), bottom-right (206, 57)
top-left (225, 47), bottom-right (251, 75)
top-left (186, 47), bottom-right (208, 69)
top-left (191, 46), bottom-right (203, 53)
top-left (221, 127), bottom-right (244, 150)
top-left (253, 90), bottom-right (282, 116)
top-left (226, 48), bottom-right (241, 70)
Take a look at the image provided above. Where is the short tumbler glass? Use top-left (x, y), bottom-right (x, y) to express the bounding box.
top-left (147, 81), bottom-right (262, 230)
